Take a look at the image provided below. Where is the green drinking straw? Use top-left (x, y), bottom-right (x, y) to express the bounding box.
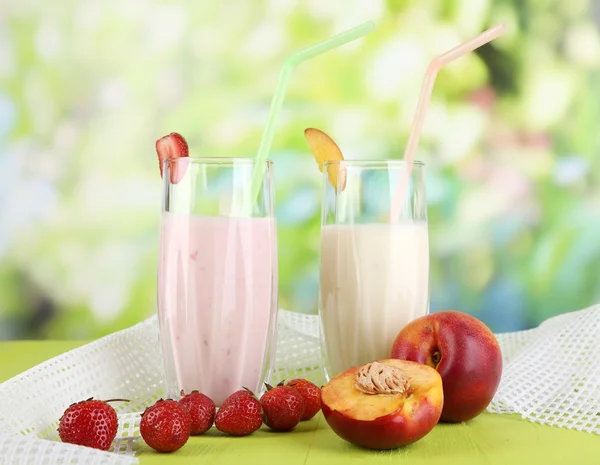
top-left (249, 21), bottom-right (376, 205)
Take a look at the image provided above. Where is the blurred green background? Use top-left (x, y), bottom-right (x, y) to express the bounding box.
top-left (1, 0), bottom-right (599, 340)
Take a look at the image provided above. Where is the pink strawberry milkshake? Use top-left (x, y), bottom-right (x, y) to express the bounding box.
top-left (157, 212), bottom-right (278, 406)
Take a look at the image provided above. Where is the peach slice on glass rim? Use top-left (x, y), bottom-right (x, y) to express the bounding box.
top-left (321, 359), bottom-right (443, 450)
top-left (304, 128), bottom-right (347, 191)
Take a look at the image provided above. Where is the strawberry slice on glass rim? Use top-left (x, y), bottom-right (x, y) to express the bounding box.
top-left (156, 132), bottom-right (189, 184)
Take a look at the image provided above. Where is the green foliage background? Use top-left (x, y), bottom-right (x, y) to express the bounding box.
top-left (0, 0), bottom-right (599, 339)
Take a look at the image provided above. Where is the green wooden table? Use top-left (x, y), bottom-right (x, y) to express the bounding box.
top-left (1, 341), bottom-right (598, 464)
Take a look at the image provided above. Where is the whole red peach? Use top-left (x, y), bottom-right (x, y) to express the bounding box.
top-left (321, 359), bottom-right (443, 449)
top-left (390, 310), bottom-right (502, 423)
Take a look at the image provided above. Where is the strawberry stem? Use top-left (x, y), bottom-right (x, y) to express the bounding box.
top-left (242, 387), bottom-right (259, 400)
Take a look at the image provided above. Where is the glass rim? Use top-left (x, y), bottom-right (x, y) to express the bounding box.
top-left (164, 156), bottom-right (274, 166)
top-left (323, 159), bottom-right (425, 168)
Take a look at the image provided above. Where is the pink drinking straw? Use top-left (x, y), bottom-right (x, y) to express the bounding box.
top-left (388, 23), bottom-right (507, 223)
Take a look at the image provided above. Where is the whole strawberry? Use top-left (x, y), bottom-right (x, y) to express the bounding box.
top-left (140, 399), bottom-right (191, 453)
top-left (286, 379), bottom-right (321, 420)
top-left (179, 390), bottom-right (215, 435)
top-left (215, 389), bottom-right (263, 436)
top-left (260, 382), bottom-right (305, 432)
top-left (58, 398), bottom-right (120, 451)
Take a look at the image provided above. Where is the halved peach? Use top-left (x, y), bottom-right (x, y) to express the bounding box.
top-left (304, 128), bottom-right (346, 191)
top-left (321, 359), bottom-right (443, 450)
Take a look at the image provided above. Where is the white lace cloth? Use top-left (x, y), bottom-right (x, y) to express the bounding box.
top-left (0, 305), bottom-right (598, 464)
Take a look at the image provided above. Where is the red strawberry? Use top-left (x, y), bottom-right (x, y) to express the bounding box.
top-left (179, 390), bottom-right (215, 435)
top-left (260, 382), bottom-right (305, 432)
top-left (214, 389), bottom-right (263, 436)
top-left (58, 398), bottom-right (121, 451)
top-left (286, 379), bottom-right (321, 420)
top-left (155, 132), bottom-right (189, 184)
top-left (140, 399), bottom-right (191, 453)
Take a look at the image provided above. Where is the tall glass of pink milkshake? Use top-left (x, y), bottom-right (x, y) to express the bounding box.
top-left (157, 158), bottom-right (278, 406)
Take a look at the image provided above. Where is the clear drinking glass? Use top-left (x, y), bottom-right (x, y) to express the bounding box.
top-left (319, 160), bottom-right (429, 380)
top-left (157, 157), bottom-right (278, 405)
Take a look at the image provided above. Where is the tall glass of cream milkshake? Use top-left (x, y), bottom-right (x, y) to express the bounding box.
top-left (157, 158), bottom-right (278, 405)
top-left (319, 160), bottom-right (429, 379)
